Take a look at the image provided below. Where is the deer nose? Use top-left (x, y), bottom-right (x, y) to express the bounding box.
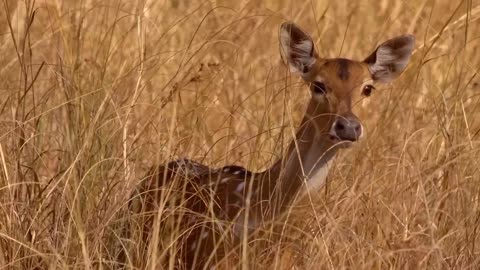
top-left (333, 116), bottom-right (362, 142)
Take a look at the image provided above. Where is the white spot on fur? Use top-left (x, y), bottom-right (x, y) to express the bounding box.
top-left (232, 170), bottom-right (243, 175)
top-left (235, 182), bottom-right (245, 193)
top-left (220, 177), bottom-right (232, 183)
top-left (175, 158), bottom-right (207, 177)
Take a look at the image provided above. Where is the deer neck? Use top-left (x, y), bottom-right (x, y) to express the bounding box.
top-left (261, 100), bottom-right (339, 211)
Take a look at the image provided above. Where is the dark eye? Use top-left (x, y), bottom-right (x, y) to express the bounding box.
top-left (362, 85), bottom-right (375, 97)
top-left (311, 81), bottom-right (327, 94)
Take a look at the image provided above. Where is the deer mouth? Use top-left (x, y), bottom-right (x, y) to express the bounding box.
top-left (328, 134), bottom-right (356, 148)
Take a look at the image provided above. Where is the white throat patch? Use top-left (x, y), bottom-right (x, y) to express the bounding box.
top-left (303, 160), bottom-right (332, 195)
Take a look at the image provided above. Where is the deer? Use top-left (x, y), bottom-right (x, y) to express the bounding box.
top-left (127, 22), bottom-right (415, 269)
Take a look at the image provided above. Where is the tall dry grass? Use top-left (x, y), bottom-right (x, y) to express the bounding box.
top-left (0, 0), bottom-right (479, 269)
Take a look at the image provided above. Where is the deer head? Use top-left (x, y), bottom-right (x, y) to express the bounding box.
top-left (279, 22), bottom-right (415, 148)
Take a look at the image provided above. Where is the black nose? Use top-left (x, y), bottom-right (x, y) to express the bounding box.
top-left (334, 116), bottom-right (362, 141)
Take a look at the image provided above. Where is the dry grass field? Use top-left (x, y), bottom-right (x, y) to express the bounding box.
top-left (1, 0), bottom-right (480, 269)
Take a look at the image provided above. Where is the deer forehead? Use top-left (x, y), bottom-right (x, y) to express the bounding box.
top-left (312, 58), bottom-right (371, 97)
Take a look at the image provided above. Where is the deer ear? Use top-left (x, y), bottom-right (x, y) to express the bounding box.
top-left (279, 22), bottom-right (317, 77)
top-left (364, 34), bottom-right (415, 83)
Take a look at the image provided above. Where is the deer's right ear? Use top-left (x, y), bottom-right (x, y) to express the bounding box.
top-left (279, 22), bottom-right (317, 77)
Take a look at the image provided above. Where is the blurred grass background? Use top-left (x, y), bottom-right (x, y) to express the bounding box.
top-left (0, 0), bottom-right (479, 269)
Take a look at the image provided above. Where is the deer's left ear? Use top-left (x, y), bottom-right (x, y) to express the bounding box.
top-left (364, 34), bottom-right (415, 83)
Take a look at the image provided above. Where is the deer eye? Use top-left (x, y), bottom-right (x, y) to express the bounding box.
top-left (311, 81), bottom-right (327, 95)
top-left (362, 84), bottom-right (375, 97)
